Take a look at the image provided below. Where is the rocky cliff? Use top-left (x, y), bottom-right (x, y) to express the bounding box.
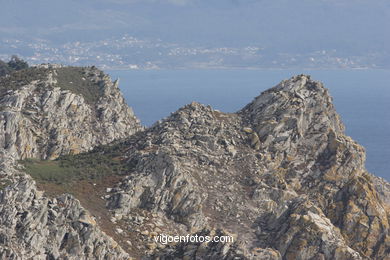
top-left (0, 152), bottom-right (130, 260)
top-left (1, 70), bottom-right (389, 260)
top-left (0, 65), bottom-right (141, 259)
top-left (103, 75), bottom-right (390, 259)
top-left (0, 65), bottom-right (141, 160)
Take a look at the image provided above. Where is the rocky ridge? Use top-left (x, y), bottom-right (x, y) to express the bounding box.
top-left (104, 75), bottom-right (390, 259)
top-left (0, 64), bottom-right (141, 160)
top-left (0, 65), bottom-right (142, 259)
top-left (0, 70), bottom-right (389, 259)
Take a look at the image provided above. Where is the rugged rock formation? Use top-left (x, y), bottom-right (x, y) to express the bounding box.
top-left (0, 152), bottom-right (129, 260)
top-left (104, 75), bottom-right (390, 259)
top-left (1, 70), bottom-right (389, 259)
top-left (0, 65), bottom-right (141, 160)
top-left (373, 175), bottom-right (390, 207)
top-left (0, 65), bottom-right (141, 259)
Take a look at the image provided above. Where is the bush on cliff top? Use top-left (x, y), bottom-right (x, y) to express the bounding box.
top-left (0, 55), bottom-right (29, 77)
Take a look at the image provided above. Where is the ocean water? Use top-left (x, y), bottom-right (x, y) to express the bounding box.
top-left (108, 69), bottom-right (390, 180)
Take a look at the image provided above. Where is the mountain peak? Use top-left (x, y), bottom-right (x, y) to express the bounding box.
top-left (241, 75), bottom-right (344, 145)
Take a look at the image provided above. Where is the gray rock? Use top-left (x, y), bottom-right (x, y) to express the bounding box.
top-left (1, 71), bottom-right (390, 259)
top-left (107, 75), bottom-right (389, 259)
top-left (0, 156), bottom-right (128, 260)
top-left (0, 65), bottom-right (142, 160)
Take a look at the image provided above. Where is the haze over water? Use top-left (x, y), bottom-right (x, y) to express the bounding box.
top-left (109, 69), bottom-right (390, 181)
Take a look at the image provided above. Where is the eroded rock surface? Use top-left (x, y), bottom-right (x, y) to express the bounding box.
top-left (105, 75), bottom-right (389, 259)
top-left (0, 154), bottom-right (129, 260)
top-left (0, 65), bottom-right (141, 160)
top-left (1, 71), bottom-right (389, 260)
top-left (0, 65), bottom-right (142, 259)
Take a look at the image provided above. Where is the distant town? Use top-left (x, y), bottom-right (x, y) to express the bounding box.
top-left (0, 34), bottom-right (386, 70)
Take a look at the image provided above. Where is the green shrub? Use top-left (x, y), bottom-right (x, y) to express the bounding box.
top-left (0, 67), bottom-right (49, 96)
top-left (7, 55), bottom-right (29, 71)
top-left (21, 158), bottom-right (77, 185)
top-left (21, 143), bottom-right (133, 186)
top-left (0, 60), bottom-right (12, 77)
top-left (0, 56), bottom-right (29, 77)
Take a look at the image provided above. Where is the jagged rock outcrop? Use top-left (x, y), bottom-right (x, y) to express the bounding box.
top-left (373, 175), bottom-right (390, 207)
top-left (103, 75), bottom-right (389, 259)
top-left (1, 70), bottom-right (389, 259)
top-left (0, 65), bottom-right (142, 259)
top-left (0, 154), bottom-right (129, 260)
top-left (0, 65), bottom-right (141, 160)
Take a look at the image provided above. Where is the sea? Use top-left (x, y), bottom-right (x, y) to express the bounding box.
top-left (108, 69), bottom-right (390, 181)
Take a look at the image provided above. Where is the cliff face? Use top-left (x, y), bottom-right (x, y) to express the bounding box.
top-left (0, 153), bottom-right (129, 260)
top-left (0, 65), bottom-right (141, 259)
top-left (0, 65), bottom-right (141, 160)
top-left (104, 75), bottom-right (389, 259)
top-left (0, 70), bottom-right (389, 260)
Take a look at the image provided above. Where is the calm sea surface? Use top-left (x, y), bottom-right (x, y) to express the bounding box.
top-left (108, 69), bottom-right (390, 180)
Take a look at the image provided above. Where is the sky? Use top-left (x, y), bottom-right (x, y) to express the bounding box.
top-left (1, 0), bottom-right (389, 55)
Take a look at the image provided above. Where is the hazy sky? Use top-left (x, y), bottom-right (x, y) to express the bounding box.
top-left (1, 0), bottom-right (389, 53)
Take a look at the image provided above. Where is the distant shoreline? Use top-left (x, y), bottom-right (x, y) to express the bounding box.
top-left (104, 66), bottom-right (389, 71)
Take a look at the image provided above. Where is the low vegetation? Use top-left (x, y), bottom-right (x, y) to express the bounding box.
top-left (0, 56), bottom-right (36, 95)
top-left (55, 67), bottom-right (106, 104)
top-left (1, 61), bottom-right (106, 104)
top-left (21, 143), bottom-right (134, 187)
top-left (0, 67), bottom-right (49, 95)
